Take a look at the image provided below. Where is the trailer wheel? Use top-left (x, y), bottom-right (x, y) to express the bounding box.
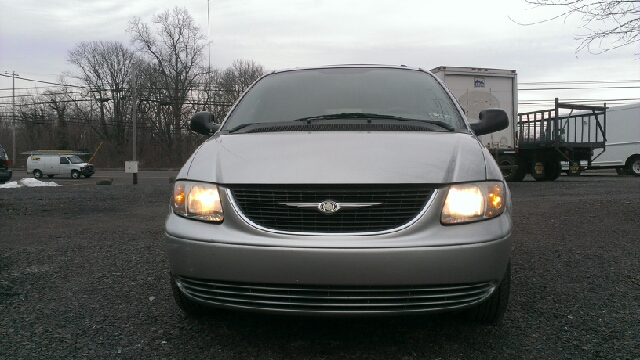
top-left (534, 161), bottom-right (561, 181)
top-left (567, 161), bottom-right (581, 176)
top-left (627, 156), bottom-right (640, 176)
top-left (71, 170), bottom-right (80, 179)
top-left (33, 170), bottom-right (43, 179)
top-left (498, 155), bottom-right (525, 182)
top-left (532, 161), bottom-right (546, 181)
top-left (467, 261), bottom-right (511, 324)
top-left (544, 161), bottom-right (561, 181)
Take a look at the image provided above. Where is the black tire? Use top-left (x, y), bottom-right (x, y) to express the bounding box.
top-left (567, 161), bottom-right (581, 176)
top-left (533, 161), bottom-right (560, 181)
top-left (544, 161), bottom-right (561, 181)
top-left (467, 261), bottom-right (511, 324)
top-left (47, 175), bottom-right (54, 179)
top-left (33, 169), bottom-right (43, 179)
top-left (531, 161), bottom-right (546, 181)
top-left (498, 155), bottom-right (525, 182)
top-left (627, 156), bottom-right (640, 176)
top-left (71, 170), bottom-right (80, 179)
top-left (170, 274), bottom-right (208, 316)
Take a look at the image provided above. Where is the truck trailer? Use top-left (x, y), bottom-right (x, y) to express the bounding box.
top-left (431, 66), bottom-right (608, 181)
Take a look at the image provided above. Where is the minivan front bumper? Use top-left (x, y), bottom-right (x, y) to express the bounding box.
top-left (164, 222), bottom-right (511, 315)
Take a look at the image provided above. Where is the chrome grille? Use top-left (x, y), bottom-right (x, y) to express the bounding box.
top-left (177, 277), bottom-right (495, 314)
top-left (229, 185), bottom-right (435, 233)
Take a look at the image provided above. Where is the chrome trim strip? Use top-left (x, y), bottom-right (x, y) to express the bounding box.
top-left (224, 187), bottom-right (439, 236)
top-left (279, 202), bottom-right (381, 208)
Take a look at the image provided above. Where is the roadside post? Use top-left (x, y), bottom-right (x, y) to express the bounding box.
top-left (125, 161), bottom-right (138, 184)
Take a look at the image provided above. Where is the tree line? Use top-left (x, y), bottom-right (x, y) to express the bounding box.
top-left (0, 7), bottom-right (264, 169)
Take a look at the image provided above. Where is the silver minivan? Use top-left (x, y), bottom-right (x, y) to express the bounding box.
top-left (164, 65), bottom-right (512, 322)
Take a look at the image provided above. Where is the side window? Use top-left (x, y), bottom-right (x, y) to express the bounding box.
top-left (60, 157), bottom-right (70, 164)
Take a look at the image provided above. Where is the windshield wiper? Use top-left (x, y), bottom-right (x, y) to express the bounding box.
top-left (293, 112), bottom-right (455, 131)
top-left (227, 123), bottom-right (257, 133)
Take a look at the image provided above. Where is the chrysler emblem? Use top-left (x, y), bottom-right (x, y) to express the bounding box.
top-left (318, 200), bottom-right (340, 214)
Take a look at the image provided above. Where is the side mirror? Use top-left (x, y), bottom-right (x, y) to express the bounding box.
top-left (190, 111), bottom-right (220, 136)
top-left (470, 109), bottom-right (509, 136)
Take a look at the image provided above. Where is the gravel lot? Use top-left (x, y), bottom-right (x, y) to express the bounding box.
top-left (1, 173), bottom-right (638, 359)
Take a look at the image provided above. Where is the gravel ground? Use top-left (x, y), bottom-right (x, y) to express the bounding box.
top-left (1, 175), bottom-right (638, 359)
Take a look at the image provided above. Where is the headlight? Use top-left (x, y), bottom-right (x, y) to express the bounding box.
top-left (171, 181), bottom-right (224, 222)
top-left (441, 182), bottom-right (506, 224)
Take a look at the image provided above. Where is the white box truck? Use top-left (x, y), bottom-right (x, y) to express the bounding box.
top-left (25, 151), bottom-right (95, 179)
top-left (432, 66), bottom-right (608, 181)
top-left (431, 66), bottom-right (518, 152)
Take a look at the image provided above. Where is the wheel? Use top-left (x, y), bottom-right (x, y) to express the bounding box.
top-left (544, 161), bottom-right (561, 181)
top-left (615, 167), bottom-right (628, 176)
top-left (467, 261), bottom-right (511, 323)
top-left (627, 156), bottom-right (640, 176)
top-left (47, 175), bottom-right (54, 179)
top-left (567, 161), bottom-right (581, 176)
top-left (71, 170), bottom-right (80, 179)
top-left (170, 274), bottom-right (208, 316)
top-left (532, 161), bottom-right (560, 181)
top-left (498, 155), bottom-right (525, 182)
top-left (531, 161), bottom-right (546, 181)
top-left (33, 169), bottom-right (43, 179)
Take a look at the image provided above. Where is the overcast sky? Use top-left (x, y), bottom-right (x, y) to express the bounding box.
top-left (1, 0), bottom-right (638, 112)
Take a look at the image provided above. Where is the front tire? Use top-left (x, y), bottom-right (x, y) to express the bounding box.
top-left (71, 170), bottom-right (80, 179)
top-left (627, 156), bottom-right (640, 176)
top-left (33, 170), bottom-right (43, 179)
top-left (467, 261), bottom-right (511, 323)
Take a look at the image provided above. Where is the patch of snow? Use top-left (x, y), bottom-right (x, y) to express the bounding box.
top-left (0, 181), bottom-right (21, 189)
top-left (0, 178), bottom-right (60, 189)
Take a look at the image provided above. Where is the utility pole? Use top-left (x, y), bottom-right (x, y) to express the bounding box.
top-left (131, 63), bottom-right (138, 185)
top-left (9, 71), bottom-right (16, 165)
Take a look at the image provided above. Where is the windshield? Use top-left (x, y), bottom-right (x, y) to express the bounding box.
top-left (222, 67), bottom-right (465, 131)
top-left (69, 155), bottom-right (84, 164)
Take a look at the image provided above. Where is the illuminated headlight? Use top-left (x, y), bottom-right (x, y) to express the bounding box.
top-left (441, 182), bottom-right (506, 224)
top-left (171, 181), bottom-right (224, 222)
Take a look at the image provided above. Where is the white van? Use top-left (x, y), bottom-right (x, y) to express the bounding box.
top-left (562, 103), bottom-right (640, 176)
top-left (26, 152), bottom-right (95, 179)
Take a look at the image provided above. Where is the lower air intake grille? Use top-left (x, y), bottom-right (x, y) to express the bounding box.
top-left (177, 277), bottom-right (495, 314)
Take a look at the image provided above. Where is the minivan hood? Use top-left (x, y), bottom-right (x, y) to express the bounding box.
top-left (184, 132), bottom-right (488, 184)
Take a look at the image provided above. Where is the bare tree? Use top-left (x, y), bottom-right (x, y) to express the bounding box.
top-left (516, 0), bottom-right (640, 54)
top-left (128, 7), bottom-right (208, 163)
top-left (42, 79), bottom-right (73, 149)
top-left (215, 60), bottom-right (265, 121)
top-left (67, 41), bottom-right (138, 152)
